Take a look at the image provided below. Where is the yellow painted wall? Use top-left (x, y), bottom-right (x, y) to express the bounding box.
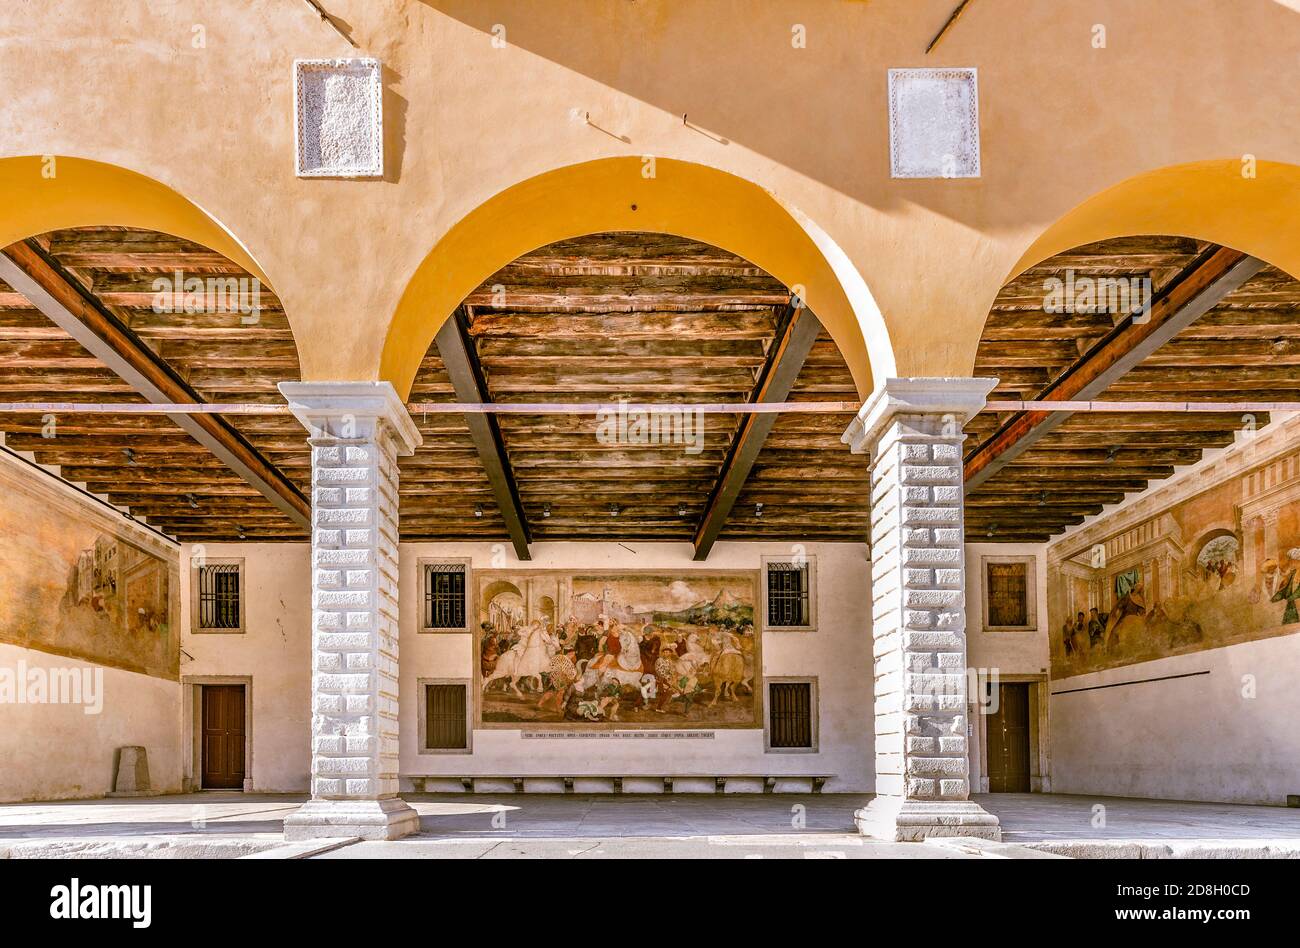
top-left (2, 0), bottom-right (1299, 396)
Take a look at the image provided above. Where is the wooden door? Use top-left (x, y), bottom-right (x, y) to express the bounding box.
top-left (987, 683), bottom-right (1031, 793)
top-left (201, 685), bottom-right (246, 790)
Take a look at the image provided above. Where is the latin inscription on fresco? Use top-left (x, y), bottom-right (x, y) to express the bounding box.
top-left (0, 463), bottom-right (177, 680)
top-left (476, 570), bottom-right (759, 729)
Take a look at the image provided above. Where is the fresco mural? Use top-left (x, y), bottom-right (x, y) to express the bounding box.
top-left (0, 463), bottom-right (177, 679)
top-left (1049, 453), bottom-right (1300, 678)
top-left (475, 570), bottom-right (759, 729)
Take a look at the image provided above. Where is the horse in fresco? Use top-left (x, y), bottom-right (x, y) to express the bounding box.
top-left (585, 634), bottom-right (663, 690)
top-left (482, 623), bottom-right (557, 698)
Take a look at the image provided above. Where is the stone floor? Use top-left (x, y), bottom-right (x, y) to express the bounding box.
top-left (0, 792), bottom-right (1297, 858)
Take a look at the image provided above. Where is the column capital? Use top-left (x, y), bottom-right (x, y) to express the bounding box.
top-left (841, 377), bottom-right (998, 455)
top-left (278, 381), bottom-right (422, 456)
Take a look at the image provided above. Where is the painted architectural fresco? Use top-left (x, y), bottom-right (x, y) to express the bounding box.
top-left (1049, 447), bottom-right (1300, 678)
top-left (0, 462), bottom-right (177, 679)
top-left (475, 570), bottom-right (760, 728)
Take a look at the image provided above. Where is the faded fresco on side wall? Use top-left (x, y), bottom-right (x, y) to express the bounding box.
top-left (476, 570), bottom-right (759, 729)
top-left (1049, 448), bottom-right (1300, 678)
top-left (0, 461), bottom-right (178, 680)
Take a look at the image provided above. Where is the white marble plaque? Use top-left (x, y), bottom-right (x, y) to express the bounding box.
top-left (888, 68), bottom-right (980, 179)
top-left (294, 58), bottom-right (384, 178)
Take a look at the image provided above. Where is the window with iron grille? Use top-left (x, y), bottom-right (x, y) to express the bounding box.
top-left (425, 683), bottom-right (468, 750)
top-left (986, 561), bottom-right (1028, 627)
top-left (198, 563), bottom-right (241, 630)
top-left (768, 681), bottom-right (814, 749)
top-left (766, 562), bottom-right (810, 627)
top-left (423, 563), bottom-right (466, 630)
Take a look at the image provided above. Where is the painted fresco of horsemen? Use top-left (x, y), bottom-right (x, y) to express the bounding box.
top-left (475, 572), bottom-right (760, 727)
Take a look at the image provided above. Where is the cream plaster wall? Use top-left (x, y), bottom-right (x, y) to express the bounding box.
top-left (1047, 637), bottom-right (1300, 805)
top-left (178, 543), bottom-right (312, 793)
top-left (5, 1), bottom-right (1300, 387)
top-left (397, 541), bottom-right (874, 792)
top-left (964, 542), bottom-right (1052, 794)
top-left (0, 642), bottom-right (182, 803)
top-left (175, 540), bottom-right (873, 793)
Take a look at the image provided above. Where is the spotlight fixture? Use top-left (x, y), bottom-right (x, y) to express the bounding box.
top-left (677, 503), bottom-right (687, 517)
top-left (187, 493), bottom-right (199, 510)
top-left (474, 504), bottom-right (484, 518)
top-left (122, 448), bottom-right (137, 466)
top-left (1105, 446), bottom-right (1120, 464)
top-left (236, 524), bottom-right (246, 540)
top-left (755, 502), bottom-right (764, 519)
top-left (986, 523), bottom-right (996, 538)
top-left (542, 503), bottom-right (551, 519)
top-left (1038, 490), bottom-right (1047, 508)
top-left (608, 503), bottom-right (620, 518)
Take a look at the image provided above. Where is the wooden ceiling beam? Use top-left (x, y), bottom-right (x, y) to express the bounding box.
top-left (0, 240), bottom-right (310, 530)
top-left (693, 302), bottom-right (823, 560)
top-left (964, 245), bottom-right (1265, 490)
top-left (435, 305), bottom-right (531, 560)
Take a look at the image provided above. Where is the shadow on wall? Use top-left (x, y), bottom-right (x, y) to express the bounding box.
top-left (417, 0), bottom-right (1300, 229)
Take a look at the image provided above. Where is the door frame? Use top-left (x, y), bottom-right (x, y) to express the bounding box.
top-left (183, 675), bottom-right (253, 792)
top-left (975, 673), bottom-right (1050, 793)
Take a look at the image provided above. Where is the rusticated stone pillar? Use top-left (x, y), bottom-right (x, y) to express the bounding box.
top-left (842, 378), bottom-right (1001, 841)
top-left (279, 381), bottom-right (422, 841)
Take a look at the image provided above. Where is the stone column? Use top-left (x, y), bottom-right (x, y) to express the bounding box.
top-left (842, 378), bottom-right (1001, 841)
top-left (278, 381), bottom-right (422, 841)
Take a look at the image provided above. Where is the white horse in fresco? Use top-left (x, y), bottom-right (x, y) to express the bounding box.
top-left (482, 623), bottom-right (557, 698)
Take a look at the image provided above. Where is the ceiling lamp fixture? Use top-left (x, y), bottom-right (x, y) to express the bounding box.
top-left (608, 503), bottom-right (620, 518)
top-left (755, 502), bottom-right (764, 519)
top-left (542, 503), bottom-right (551, 519)
top-left (474, 504), bottom-right (484, 519)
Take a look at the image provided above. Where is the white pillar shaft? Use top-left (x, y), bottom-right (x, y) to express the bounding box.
top-left (843, 378), bottom-right (1001, 842)
top-left (278, 382), bottom-right (422, 842)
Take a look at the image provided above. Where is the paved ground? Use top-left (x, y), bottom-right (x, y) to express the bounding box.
top-left (0, 792), bottom-right (1297, 858)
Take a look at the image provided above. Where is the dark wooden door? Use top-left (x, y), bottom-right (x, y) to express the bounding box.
top-left (987, 683), bottom-right (1031, 793)
top-left (201, 685), bottom-right (246, 790)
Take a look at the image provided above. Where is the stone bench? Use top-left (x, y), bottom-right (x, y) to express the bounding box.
top-left (405, 774), bottom-right (833, 794)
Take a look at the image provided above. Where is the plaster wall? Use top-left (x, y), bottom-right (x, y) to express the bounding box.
top-left (1046, 637), bottom-right (1300, 805)
top-left (4, 1), bottom-right (1300, 387)
top-left (1040, 420), bottom-right (1300, 806)
top-left (179, 540), bottom-right (874, 793)
top-left (0, 642), bottom-right (181, 802)
top-left (178, 543), bottom-right (312, 793)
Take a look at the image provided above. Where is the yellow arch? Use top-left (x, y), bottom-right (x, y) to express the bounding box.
top-left (0, 155), bottom-right (271, 285)
top-left (1008, 158), bottom-right (1300, 282)
top-left (381, 157), bottom-right (891, 400)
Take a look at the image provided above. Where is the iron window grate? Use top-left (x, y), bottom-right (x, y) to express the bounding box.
top-left (424, 564), bottom-right (466, 629)
top-left (769, 682), bottom-right (813, 749)
top-left (767, 562), bottom-right (810, 627)
top-left (198, 564), bottom-right (241, 629)
top-left (426, 684), bottom-right (468, 750)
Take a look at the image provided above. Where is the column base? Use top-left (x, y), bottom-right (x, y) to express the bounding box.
top-left (855, 796), bottom-right (1001, 842)
top-left (283, 798), bottom-right (420, 841)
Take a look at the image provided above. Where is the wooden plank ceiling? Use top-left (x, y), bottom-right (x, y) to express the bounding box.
top-left (0, 227), bottom-right (307, 541)
top-left (403, 232), bottom-right (868, 543)
top-left (0, 228), bottom-right (870, 545)
top-left (966, 235), bottom-right (1299, 542)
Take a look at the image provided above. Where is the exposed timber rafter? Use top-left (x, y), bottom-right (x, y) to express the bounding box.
top-left (435, 306), bottom-right (532, 560)
top-left (964, 245), bottom-right (1266, 491)
top-left (693, 300), bottom-right (824, 560)
top-left (0, 239), bottom-right (311, 530)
